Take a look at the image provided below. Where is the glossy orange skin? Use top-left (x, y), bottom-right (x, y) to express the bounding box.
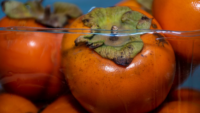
top-left (62, 7), bottom-right (176, 113)
top-left (0, 17), bottom-right (67, 100)
top-left (41, 93), bottom-right (88, 113)
top-left (0, 93), bottom-right (38, 113)
top-left (165, 35), bottom-right (200, 71)
top-left (152, 0), bottom-right (200, 66)
top-left (153, 88), bottom-right (200, 113)
top-left (154, 101), bottom-right (200, 113)
top-left (168, 88), bottom-right (200, 101)
top-left (115, 0), bottom-right (141, 8)
top-left (153, 0), bottom-right (200, 31)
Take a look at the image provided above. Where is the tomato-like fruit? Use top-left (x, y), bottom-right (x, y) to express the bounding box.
top-left (0, 93), bottom-right (38, 113)
top-left (115, 0), bottom-right (142, 8)
top-left (0, 17), bottom-right (67, 100)
top-left (62, 6), bottom-right (175, 113)
top-left (168, 88), bottom-right (200, 101)
top-left (41, 93), bottom-right (88, 113)
top-left (152, 88), bottom-right (200, 113)
top-left (152, 0), bottom-right (200, 66)
top-left (152, 0), bottom-right (200, 31)
top-left (154, 101), bottom-right (200, 113)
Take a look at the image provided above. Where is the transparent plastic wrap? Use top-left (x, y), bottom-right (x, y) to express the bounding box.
top-left (0, 0), bottom-right (199, 113)
top-left (0, 27), bottom-right (199, 113)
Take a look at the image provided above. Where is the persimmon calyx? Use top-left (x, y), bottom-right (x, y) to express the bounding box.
top-left (75, 6), bottom-right (152, 66)
top-left (1, 0), bottom-right (33, 18)
top-left (136, 0), bottom-right (153, 14)
top-left (1, 0), bottom-right (82, 27)
top-left (36, 2), bottom-right (82, 27)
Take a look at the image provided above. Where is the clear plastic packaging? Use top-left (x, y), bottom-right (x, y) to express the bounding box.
top-left (0, 0), bottom-right (199, 113)
top-left (0, 27), bottom-right (199, 112)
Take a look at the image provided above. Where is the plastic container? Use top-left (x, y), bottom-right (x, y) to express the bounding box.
top-left (0, 0), bottom-right (199, 113)
top-left (0, 27), bottom-right (199, 113)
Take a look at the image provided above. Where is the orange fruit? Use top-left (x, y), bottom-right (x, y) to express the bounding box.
top-left (168, 88), bottom-right (200, 102)
top-left (153, 88), bottom-right (200, 113)
top-left (115, 0), bottom-right (141, 8)
top-left (154, 101), bottom-right (200, 113)
top-left (0, 17), bottom-right (68, 101)
top-left (0, 93), bottom-right (38, 113)
top-left (41, 93), bottom-right (88, 113)
top-left (152, 0), bottom-right (200, 68)
top-left (62, 6), bottom-right (175, 113)
top-left (152, 0), bottom-right (200, 31)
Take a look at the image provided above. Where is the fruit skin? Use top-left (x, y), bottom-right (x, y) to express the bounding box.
top-left (0, 93), bottom-right (38, 113)
top-left (152, 0), bottom-right (200, 66)
top-left (62, 6), bottom-right (175, 113)
top-left (115, 0), bottom-right (141, 8)
top-left (153, 101), bottom-right (200, 113)
top-left (166, 35), bottom-right (200, 66)
top-left (0, 17), bottom-right (67, 100)
top-left (152, 0), bottom-right (200, 89)
top-left (41, 93), bottom-right (88, 113)
top-left (167, 88), bottom-right (200, 102)
top-left (152, 88), bottom-right (200, 113)
top-left (152, 0), bottom-right (200, 31)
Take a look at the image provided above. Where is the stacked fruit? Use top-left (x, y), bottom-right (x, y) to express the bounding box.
top-left (0, 0), bottom-right (199, 113)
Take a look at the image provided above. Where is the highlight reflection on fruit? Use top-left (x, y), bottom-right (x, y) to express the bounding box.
top-left (0, 0), bottom-right (82, 100)
top-left (152, 0), bottom-right (200, 66)
top-left (0, 17), bottom-right (67, 100)
top-left (62, 6), bottom-right (176, 113)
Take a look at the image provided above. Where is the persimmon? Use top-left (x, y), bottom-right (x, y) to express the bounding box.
top-left (153, 101), bottom-right (200, 113)
top-left (62, 6), bottom-right (175, 113)
top-left (115, 0), bottom-right (142, 8)
top-left (41, 93), bottom-right (88, 113)
top-left (0, 0), bottom-right (82, 100)
top-left (0, 93), bottom-right (38, 113)
top-left (152, 0), bottom-right (200, 66)
top-left (152, 0), bottom-right (200, 31)
top-left (0, 17), bottom-right (67, 100)
top-left (168, 88), bottom-right (200, 102)
top-left (152, 88), bottom-right (200, 113)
